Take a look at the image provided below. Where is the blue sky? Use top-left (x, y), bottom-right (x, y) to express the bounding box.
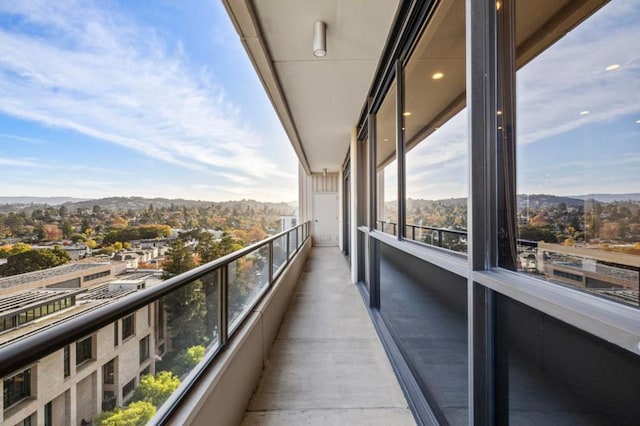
top-left (0, 0), bottom-right (299, 202)
top-left (0, 1), bottom-right (638, 204)
top-left (402, 0), bottom-right (639, 200)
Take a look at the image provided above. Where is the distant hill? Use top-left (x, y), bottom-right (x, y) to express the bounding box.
top-left (572, 193), bottom-right (640, 203)
top-left (61, 197), bottom-right (294, 213)
top-left (0, 196), bottom-right (296, 216)
top-left (517, 194), bottom-right (585, 209)
top-left (0, 197), bottom-right (87, 206)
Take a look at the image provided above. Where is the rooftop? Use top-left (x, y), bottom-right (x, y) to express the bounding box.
top-left (0, 262), bottom-right (109, 290)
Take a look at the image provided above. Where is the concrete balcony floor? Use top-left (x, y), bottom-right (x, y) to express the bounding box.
top-left (241, 247), bottom-right (415, 425)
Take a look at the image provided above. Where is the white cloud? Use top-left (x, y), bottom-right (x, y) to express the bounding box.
top-left (517, 1), bottom-right (640, 146)
top-left (0, 157), bottom-right (38, 167)
top-left (0, 0), bottom-right (296, 200)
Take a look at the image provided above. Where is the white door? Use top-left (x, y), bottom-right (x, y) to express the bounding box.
top-left (313, 193), bottom-right (338, 246)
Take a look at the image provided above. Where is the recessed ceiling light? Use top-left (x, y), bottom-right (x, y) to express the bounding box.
top-left (498, 126), bottom-right (503, 130)
top-left (606, 64), bottom-right (620, 71)
top-left (636, 120), bottom-right (640, 124)
top-left (496, 1), bottom-right (501, 11)
top-left (383, 138), bottom-right (389, 142)
top-left (432, 72), bottom-right (444, 80)
top-left (580, 110), bottom-right (590, 115)
top-left (497, 110), bottom-right (503, 115)
top-left (403, 112), bottom-right (412, 117)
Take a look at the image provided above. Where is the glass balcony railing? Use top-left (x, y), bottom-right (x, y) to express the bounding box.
top-left (0, 222), bottom-right (310, 426)
top-left (376, 219), bottom-right (468, 253)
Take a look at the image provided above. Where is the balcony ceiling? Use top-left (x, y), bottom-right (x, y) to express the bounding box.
top-left (222, 0), bottom-right (400, 174)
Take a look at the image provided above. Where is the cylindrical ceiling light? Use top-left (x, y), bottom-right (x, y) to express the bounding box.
top-left (313, 21), bottom-right (327, 57)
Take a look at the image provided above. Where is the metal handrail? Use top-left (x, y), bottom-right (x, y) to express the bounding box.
top-left (376, 220), bottom-right (467, 242)
top-left (0, 221), bottom-right (310, 380)
top-left (375, 220), bottom-right (539, 248)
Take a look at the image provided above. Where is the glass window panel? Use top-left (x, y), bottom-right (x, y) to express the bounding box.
top-left (122, 314), bottom-right (135, 340)
top-left (510, 0), bottom-right (640, 308)
top-left (3, 368), bottom-right (31, 408)
top-left (228, 245), bottom-right (270, 333)
top-left (495, 293), bottom-right (640, 424)
top-left (376, 82), bottom-right (398, 235)
top-left (404, 0), bottom-right (468, 253)
top-left (103, 359), bottom-right (115, 384)
top-left (272, 234), bottom-right (287, 277)
top-left (379, 242), bottom-right (468, 424)
top-left (139, 335), bottom-right (150, 364)
top-left (76, 336), bottom-right (93, 365)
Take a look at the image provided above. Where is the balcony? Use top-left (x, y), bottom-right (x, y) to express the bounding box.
top-left (0, 223), bottom-right (413, 425)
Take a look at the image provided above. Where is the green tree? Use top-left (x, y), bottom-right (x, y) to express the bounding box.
top-left (163, 240), bottom-right (206, 351)
top-left (94, 401), bottom-right (156, 426)
top-left (1, 247), bottom-right (71, 276)
top-left (162, 240), bottom-right (196, 278)
top-left (175, 345), bottom-right (205, 376)
top-left (0, 242), bottom-right (31, 258)
top-left (61, 220), bottom-right (75, 239)
top-left (131, 372), bottom-right (180, 407)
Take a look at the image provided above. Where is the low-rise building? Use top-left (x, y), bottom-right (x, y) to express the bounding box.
top-left (0, 272), bottom-right (160, 425)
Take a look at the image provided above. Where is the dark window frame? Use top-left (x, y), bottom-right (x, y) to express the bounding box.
top-left (75, 336), bottom-right (93, 366)
top-left (122, 314), bottom-right (135, 340)
top-left (3, 368), bottom-right (32, 408)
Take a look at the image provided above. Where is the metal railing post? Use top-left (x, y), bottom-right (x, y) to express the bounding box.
top-left (268, 240), bottom-right (274, 288)
top-left (286, 231), bottom-right (290, 260)
top-left (218, 265), bottom-right (228, 347)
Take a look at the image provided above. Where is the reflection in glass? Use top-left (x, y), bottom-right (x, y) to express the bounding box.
top-left (376, 82), bottom-right (398, 235)
top-left (379, 242), bottom-right (468, 424)
top-left (403, 0), bottom-right (468, 253)
top-left (513, 0), bottom-right (640, 307)
top-left (228, 245), bottom-right (270, 332)
top-left (272, 234), bottom-right (287, 276)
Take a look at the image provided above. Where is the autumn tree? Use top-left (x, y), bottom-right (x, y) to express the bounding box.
top-left (131, 371), bottom-right (180, 407)
top-left (0, 243), bottom-right (31, 258)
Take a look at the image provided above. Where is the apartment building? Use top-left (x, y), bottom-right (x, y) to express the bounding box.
top-left (1, 268), bottom-right (158, 425)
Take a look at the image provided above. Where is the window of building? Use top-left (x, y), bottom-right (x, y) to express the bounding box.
top-left (44, 401), bottom-right (52, 426)
top-left (102, 391), bottom-right (116, 412)
top-left (403, 0), bottom-right (468, 252)
top-left (103, 359), bottom-right (116, 384)
top-left (139, 335), bottom-right (150, 364)
top-left (376, 81), bottom-right (398, 236)
top-left (122, 314), bottom-right (135, 340)
top-left (114, 321), bottom-right (119, 347)
top-left (0, 316), bottom-right (17, 333)
top-left (83, 270), bottom-right (110, 282)
top-left (63, 345), bottom-right (70, 378)
top-left (156, 299), bottom-right (165, 341)
top-left (22, 413), bottom-right (34, 426)
top-left (504, 0), bottom-right (640, 308)
top-left (76, 336), bottom-right (93, 365)
top-left (3, 368), bottom-right (31, 408)
top-left (140, 366), bottom-right (150, 376)
top-left (122, 378), bottom-right (135, 399)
